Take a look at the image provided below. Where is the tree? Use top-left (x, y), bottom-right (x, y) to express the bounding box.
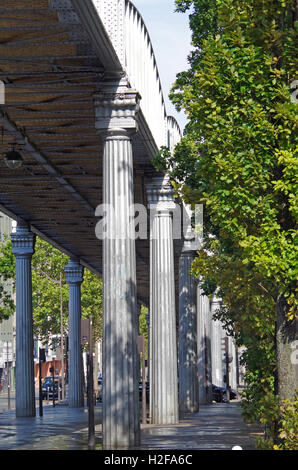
top-left (81, 269), bottom-right (103, 344)
top-left (0, 236), bottom-right (103, 346)
top-left (32, 238), bottom-right (103, 347)
top-left (0, 237), bottom-right (15, 322)
top-left (139, 304), bottom-right (149, 358)
top-left (156, 0), bottom-right (297, 443)
top-left (32, 238), bottom-right (69, 345)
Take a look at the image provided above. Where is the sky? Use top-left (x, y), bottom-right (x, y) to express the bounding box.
top-left (131, 0), bottom-right (192, 132)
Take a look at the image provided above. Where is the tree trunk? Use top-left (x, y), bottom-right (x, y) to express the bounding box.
top-left (276, 294), bottom-right (297, 405)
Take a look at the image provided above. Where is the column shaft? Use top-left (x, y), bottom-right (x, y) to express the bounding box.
top-left (11, 225), bottom-right (35, 417)
top-left (94, 82), bottom-right (141, 449)
top-left (211, 296), bottom-right (224, 387)
top-left (68, 283), bottom-right (83, 407)
top-left (102, 131), bottom-right (139, 449)
top-left (204, 297), bottom-right (213, 403)
top-left (65, 259), bottom-right (84, 408)
top-left (178, 252), bottom-right (198, 412)
top-left (147, 177), bottom-right (178, 425)
top-left (197, 285), bottom-right (207, 405)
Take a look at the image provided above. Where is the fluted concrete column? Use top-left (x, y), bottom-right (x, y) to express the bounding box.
top-left (147, 176), bottom-right (178, 425)
top-left (197, 289), bottom-right (213, 403)
top-left (197, 285), bottom-right (207, 404)
top-left (65, 258), bottom-right (84, 408)
top-left (11, 224), bottom-right (36, 417)
top-left (94, 81), bottom-right (140, 449)
top-left (146, 311), bottom-right (150, 383)
top-left (205, 297), bottom-right (213, 402)
top-left (211, 294), bottom-right (224, 387)
top-left (146, 310), bottom-right (153, 423)
top-left (178, 249), bottom-right (198, 413)
top-left (229, 336), bottom-right (237, 389)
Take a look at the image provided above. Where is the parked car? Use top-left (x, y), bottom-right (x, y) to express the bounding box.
top-left (41, 376), bottom-right (62, 400)
top-left (212, 384), bottom-right (237, 403)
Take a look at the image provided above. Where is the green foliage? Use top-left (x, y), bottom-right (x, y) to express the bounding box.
top-left (255, 435), bottom-right (276, 450)
top-left (274, 393), bottom-right (298, 450)
top-left (81, 270), bottom-right (103, 343)
top-left (0, 236), bottom-right (103, 346)
top-left (139, 304), bottom-right (149, 358)
top-left (152, 146), bottom-right (169, 172)
top-left (240, 347), bottom-right (277, 428)
top-left (168, 1), bottom-right (297, 312)
top-left (175, 0), bottom-right (218, 67)
top-left (255, 393), bottom-right (298, 449)
top-left (32, 238), bottom-right (103, 346)
top-left (0, 237), bottom-right (15, 322)
top-left (160, 0), bottom-right (298, 440)
top-left (0, 237), bottom-right (15, 281)
top-left (32, 238), bottom-right (69, 344)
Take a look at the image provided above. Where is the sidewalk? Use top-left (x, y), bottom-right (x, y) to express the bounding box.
top-left (142, 402), bottom-right (262, 450)
top-left (0, 401), bottom-right (262, 451)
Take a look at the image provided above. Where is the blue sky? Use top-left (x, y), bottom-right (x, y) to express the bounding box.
top-left (132, 0), bottom-right (192, 132)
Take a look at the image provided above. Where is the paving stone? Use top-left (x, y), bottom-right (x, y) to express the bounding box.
top-left (0, 401), bottom-right (262, 450)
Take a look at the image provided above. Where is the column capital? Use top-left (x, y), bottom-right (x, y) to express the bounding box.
top-left (180, 240), bottom-right (198, 255)
top-left (93, 79), bottom-right (141, 136)
top-left (180, 239), bottom-right (199, 254)
top-left (211, 292), bottom-right (222, 309)
top-left (146, 175), bottom-right (176, 211)
top-left (181, 203), bottom-right (199, 254)
top-left (65, 258), bottom-right (84, 285)
top-left (11, 224), bottom-right (35, 257)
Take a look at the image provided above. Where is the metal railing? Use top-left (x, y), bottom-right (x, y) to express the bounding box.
top-left (92, 0), bottom-right (181, 150)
